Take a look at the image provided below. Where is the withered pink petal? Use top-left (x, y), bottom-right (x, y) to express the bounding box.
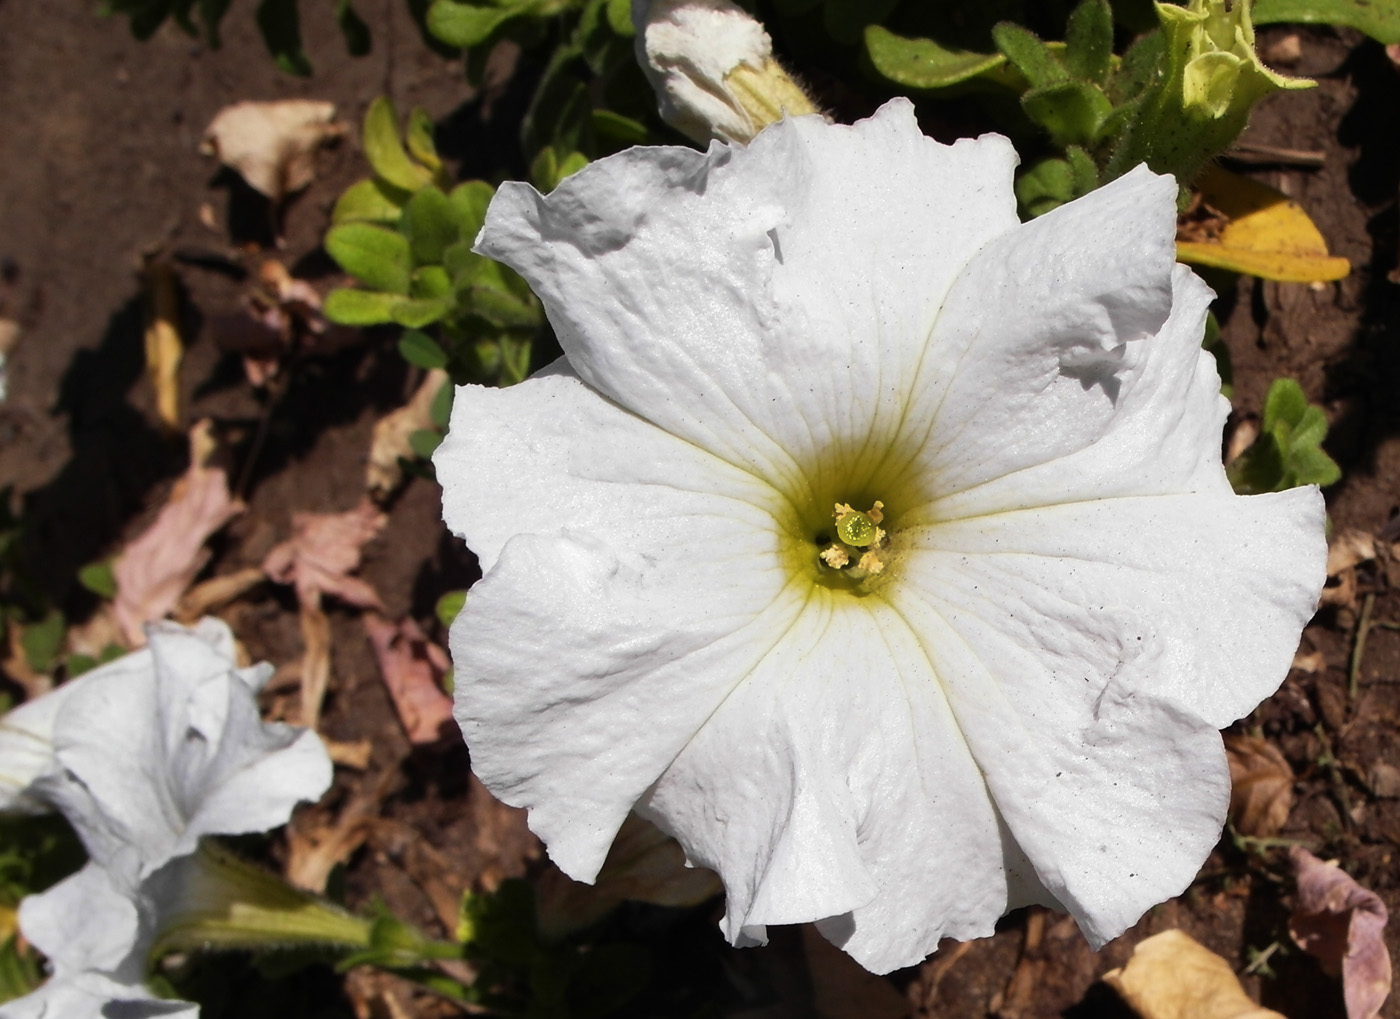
top-left (364, 615), bottom-right (456, 745)
top-left (1289, 846), bottom-right (1392, 1019)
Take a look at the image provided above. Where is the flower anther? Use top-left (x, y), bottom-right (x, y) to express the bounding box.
top-left (435, 99), bottom-right (1328, 974)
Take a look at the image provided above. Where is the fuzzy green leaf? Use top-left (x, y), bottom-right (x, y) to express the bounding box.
top-left (864, 25), bottom-right (1010, 90)
top-left (405, 108), bottom-right (442, 171)
top-left (332, 178), bottom-right (412, 226)
top-left (1065, 0), bottom-right (1113, 84)
top-left (398, 330), bottom-right (449, 370)
top-left (326, 223), bottom-right (413, 294)
top-left (400, 186), bottom-right (459, 265)
top-left (363, 96), bottom-right (434, 192)
top-left (992, 22), bottom-right (1065, 89)
top-left (324, 289), bottom-right (409, 326)
top-left (1021, 79), bottom-right (1114, 147)
top-left (78, 561), bottom-right (118, 600)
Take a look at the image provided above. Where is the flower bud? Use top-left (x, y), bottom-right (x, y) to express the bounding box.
top-left (632, 0), bottom-right (820, 145)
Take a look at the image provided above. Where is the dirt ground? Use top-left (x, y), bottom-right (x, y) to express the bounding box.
top-left (0, 2), bottom-right (1397, 1017)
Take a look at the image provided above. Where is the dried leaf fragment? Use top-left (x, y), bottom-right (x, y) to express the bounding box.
top-left (1328, 530), bottom-right (1377, 576)
top-left (143, 259), bottom-right (183, 430)
top-left (201, 100), bottom-right (343, 202)
top-left (1225, 733), bottom-right (1295, 838)
top-left (1177, 166), bottom-right (1350, 282)
top-left (262, 499), bottom-right (386, 611)
top-left (112, 421), bottom-right (245, 646)
top-left (363, 614), bottom-right (454, 745)
top-left (1289, 847), bottom-right (1392, 1019)
top-left (1103, 929), bottom-right (1286, 1019)
top-left (366, 369), bottom-right (449, 497)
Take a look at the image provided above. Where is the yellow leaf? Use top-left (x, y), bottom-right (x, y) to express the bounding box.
top-left (1176, 165), bottom-right (1349, 283)
top-left (1103, 929), bottom-right (1287, 1019)
top-left (143, 259), bottom-right (183, 430)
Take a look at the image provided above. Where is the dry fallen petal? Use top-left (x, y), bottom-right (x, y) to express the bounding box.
top-left (366, 369), bottom-right (449, 497)
top-left (297, 602), bottom-right (332, 729)
top-left (201, 100), bottom-right (343, 202)
top-left (1292, 648), bottom-right (1327, 674)
top-left (1289, 847), bottom-right (1392, 1019)
top-left (364, 614), bottom-right (455, 745)
top-left (1225, 733), bottom-right (1295, 838)
top-left (113, 421), bottom-right (245, 646)
top-left (262, 499), bottom-right (386, 611)
top-left (1103, 929), bottom-right (1285, 1019)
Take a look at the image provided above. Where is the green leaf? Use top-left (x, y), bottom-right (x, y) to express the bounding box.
top-left (1064, 0), bottom-right (1113, 84)
top-left (332, 178), bottom-right (412, 226)
top-left (1288, 444), bottom-right (1342, 488)
top-left (591, 109), bottom-right (648, 148)
top-left (255, 0), bottom-right (312, 76)
top-left (1015, 157), bottom-right (1077, 218)
top-left (406, 108), bottom-right (442, 171)
top-left (0, 935), bottom-right (41, 1002)
top-left (1262, 377), bottom-right (1308, 434)
top-left (448, 180), bottom-right (497, 241)
top-left (78, 561), bottom-right (117, 600)
top-left (398, 330), bottom-right (448, 370)
top-left (499, 335), bottom-right (532, 385)
top-left (400, 187), bottom-right (459, 265)
top-left (1065, 145), bottom-right (1099, 194)
top-left (362, 97), bottom-right (434, 192)
top-left (335, 0), bottom-right (372, 56)
top-left (992, 22), bottom-right (1065, 89)
top-left (324, 289), bottom-right (410, 325)
top-left (391, 297), bottom-right (454, 329)
top-left (326, 223), bottom-right (413, 294)
top-left (21, 611), bottom-right (65, 675)
top-left (605, 0), bottom-right (632, 36)
top-left (412, 265), bottom-right (453, 300)
top-left (1292, 405), bottom-right (1328, 450)
top-left (427, 0), bottom-right (532, 48)
top-left (864, 25), bottom-right (1010, 90)
top-left (408, 428), bottom-right (444, 459)
top-left (1021, 79), bottom-right (1114, 147)
top-left (435, 590), bottom-right (466, 630)
top-left (1252, 0), bottom-right (1400, 43)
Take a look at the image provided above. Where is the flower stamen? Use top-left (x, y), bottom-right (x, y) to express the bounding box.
top-left (820, 501), bottom-right (889, 580)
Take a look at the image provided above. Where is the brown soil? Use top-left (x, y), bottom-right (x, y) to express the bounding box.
top-left (0, 4), bottom-right (1397, 1018)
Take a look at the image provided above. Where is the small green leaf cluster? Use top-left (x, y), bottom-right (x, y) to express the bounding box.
top-left (97, 0), bottom-right (372, 77)
top-left (1227, 378), bottom-right (1341, 495)
top-left (325, 98), bottom-right (546, 388)
top-left (865, 0), bottom-right (1319, 217)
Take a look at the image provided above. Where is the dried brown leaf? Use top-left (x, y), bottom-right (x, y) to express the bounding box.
top-left (1225, 733), bottom-right (1295, 838)
top-left (298, 602), bottom-right (331, 730)
top-left (201, 100), bottom-right (342, 201)
top-left (113, 421), bottom-right (245, 646)
top-left (262, 499), bottom-right (386, 611)
top-left (1289, 847), bottom-right (1392, 1019)
top-left (363, 614), bottom-right (455, 745)
top-left (1329, 530), bottom-right (1377, 577)
top-left (143, 260), bottom-right (183, 431)
top-left (1103, 929), bottom-right (1285, 1019)
top-left (366, 370), bottom-right (449, 497)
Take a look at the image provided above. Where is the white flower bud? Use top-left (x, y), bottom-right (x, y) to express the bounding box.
top-left (632, 0), bottom-right (820, 145)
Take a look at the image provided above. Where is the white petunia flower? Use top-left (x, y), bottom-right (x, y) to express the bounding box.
top-left (0, 619), bottom-right (333, 1016)
top-left (434, 99), bottom-right (1327, 974)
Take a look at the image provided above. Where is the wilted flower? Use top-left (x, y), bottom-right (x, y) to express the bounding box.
top-left (0, 619), bottom-right (334, 1016)
top-left (435, 100), bottom-right (1327, 973)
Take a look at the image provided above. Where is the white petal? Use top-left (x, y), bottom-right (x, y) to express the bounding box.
top-left (0, 666), bottom-right (115, 815)
top-left (17, 864), bottom-right (141, 977)
top-left (893, 166), bottom-right (1183, 502)
top-left (0, 973), bottom-right (196, 1019)
top-left (39, 621), bottom-right (331, 879)
top-left (890, 487), bottom-right (1324, 943)
top-left (434, 360), bottom-right (778, 574)
top-left (476, 100), bottom-right (1018, 489)
top-left (642, 596), bottom-right (1023, 973)
top-left (454, 525), bottom-right (792, 882)
top-left (924, 266), bottom-right (1231, 520)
